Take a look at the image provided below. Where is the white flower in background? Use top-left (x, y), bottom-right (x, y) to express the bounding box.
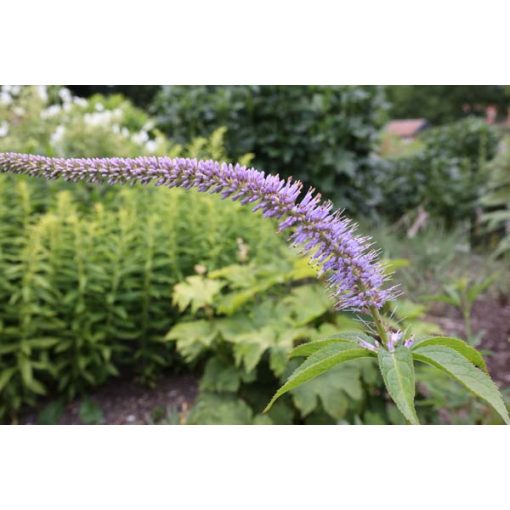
top-left (0, 121), bottom-right (9, 137)
top-left (58, 87), bottom-right (72, 104)
top-left (36, 86), bottom-right (48, 102)
top-left (13, 106), bottom-right (25, 117)
top-left (145, 140), bottom-right (157, 153)
top-left (50, 125), bottom-right (66, 147)
top-left (132, 130), bottom-right (149, 145)
top-left (73, 97), bottom-right (87, 107)
top-left (41, 104), bottom-right (62, 119)
top-left (2, 85), bottom-right (21, 95)
top-left (83, 109), bottom-right (123, 128)
top-left (95, 102), bottom-right (105, 112)
top-left (0, 89), bottom-right (13, 106)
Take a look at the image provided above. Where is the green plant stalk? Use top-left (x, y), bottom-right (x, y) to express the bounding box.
top-left (459, 288), bottom-right (473, 341)
top-left (369, 305), bottom-right (389, 346)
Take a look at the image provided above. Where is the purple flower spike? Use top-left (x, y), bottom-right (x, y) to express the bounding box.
top-left (0, 153), bottom-right (398, 311)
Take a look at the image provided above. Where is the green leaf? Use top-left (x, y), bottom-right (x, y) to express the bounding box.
top-left (264, 344), bottom-right (372, 412)
top-left (38, 400), bottom-right (65, 425)
top-left (377, 347), bottom-right (419, 425)
top-left (291, 364), bottom-right (363, 420)
top-left (18, 355), bottom-right (33, 388)
top-left (413, 336), bottom-right (488, 372)
top-left (171, 276), bottom-right (224, 313)
top-left (282, 285), bottom-right (332, 326)
top-left (413, 345), bottom-right (510, 425)
top-left (216, 278), bottom-right (282, 315)
top-left (0, 367), bottom-right (16, 392)
top-left (187, 393), bottom-right (254, 425)
top-left (164, 320), bottom-right (218, 362)
top-left (79, 398), bottom-right (104, 425)
top-left (26, 337), bottom-right (60, 349)
top-left (199, 357), bottom-right (253, 393)
top-left (290, 336), bottom-right (360, 359)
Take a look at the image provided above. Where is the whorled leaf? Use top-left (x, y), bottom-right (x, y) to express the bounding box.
top-left (377, 347), bottom-right (419, 425)
top-left (412, 336), bottom-right (488, 372)
top-left (413, 345), bottom-right (510, 425)
top-left (264, 343), bottom-right (373, 413)
top-left (289, 331), bottom-right (373, 358)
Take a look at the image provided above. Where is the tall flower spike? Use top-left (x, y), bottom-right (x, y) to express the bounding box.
top-left (0, 152), bottom-right (398, 311)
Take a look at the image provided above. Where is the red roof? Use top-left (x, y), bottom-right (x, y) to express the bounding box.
top-left (385, 119), bottom-right (428, 138)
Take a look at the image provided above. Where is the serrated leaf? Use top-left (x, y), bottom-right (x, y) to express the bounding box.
top-left (377, 347), bottom-right (419, 425)
top-left (172, 276), bottom-right (224, 313)
top-left (199, 357), bottom-right (246, 393)
top-left (229, 326), bottom-right (276, 372)
top-left (216, 279), bottom-right (281, 315)
top-left (264, 344), bottom-right (372, 412)
top-left (164, 320), bottom-right (218, 362)
top-left (187, 393), bottom-right (254, 425)
top-left (291, 364), bottom-right (363, 420)
top-left (283, 285), bottom-right (332, 326)
top-left (413, 345), bottom-right (510, 425)
top-left (290, 336), bottom-right (360, 358)
top-left (413, 336), bottom-right (488, 372)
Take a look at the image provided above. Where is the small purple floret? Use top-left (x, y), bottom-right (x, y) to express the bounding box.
top-left (0, 153), bottom-right (398, 311)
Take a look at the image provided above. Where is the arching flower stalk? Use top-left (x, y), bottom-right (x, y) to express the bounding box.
top-left (0, 152), bottom-right (397, 340)
top-left (2, 152), bottom-right (508, 425)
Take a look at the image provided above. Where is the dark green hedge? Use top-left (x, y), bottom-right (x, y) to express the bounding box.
top-left (152, 85), bottom-right (388, 215)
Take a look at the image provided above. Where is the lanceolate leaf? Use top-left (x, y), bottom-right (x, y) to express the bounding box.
top-left (377, 347), bottom-right (419, 425)
top-left (289, 331), bottom-right (375, 358)
top-left (413, 345), bottom-right (510, 425)
top-left (264, 344), bottom-right (372, 413)
top-left (289, 338), bottom-right (359, 359)
top-left (413, 336), bottom-right (488, 372)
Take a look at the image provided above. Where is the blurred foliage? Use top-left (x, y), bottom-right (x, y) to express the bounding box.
top-left (152, 85), bottom-right (389, 216)
top-left (380, 118), bottom-right (501, 223)
top-left (415, 364), bottom-right (508, 425)
top-left (378, 130), bottom-right (425, 159)
top-left (1, 85), bottom-right (509, 424)
top-left (164, 259), bottom-right (456, 425)
top-left (67, 86), bottom-right (161, 109)
top-left (0, 85), bottom-right (173, 157)
top-left (422, 275), bottom-right (496, 346)
top-left (482, 139), bottom-right (510, 257)
top-left (165, 259), bottom-right (379, 424)
top-left (78, 398), bottom-right (104, 424)
top-left (385, 85), bottom-right (510, 125)
top-left (0, 87), bottom-right (286, 420)
top-left (370, 221), bottom-right (508, 299)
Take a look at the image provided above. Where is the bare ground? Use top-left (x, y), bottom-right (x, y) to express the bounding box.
top-left (21, 374), bottom-right (198, 425)
top-left (426, 293), bottom-right (510, 386)
top-left (20, 294), bottom-right (510, 425)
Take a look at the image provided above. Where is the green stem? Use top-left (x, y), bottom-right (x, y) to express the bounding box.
top-left (369, 305), bottom-right (389, 346)
top-left (463, 307), bottom-right (472, 341)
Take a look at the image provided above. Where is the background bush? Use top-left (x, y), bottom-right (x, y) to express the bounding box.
top-left (1, 85), bottom-right (508, 425)
top-left (379, 118), bottom-right (501, 223)
top-left (152, 85), bottom-right (389, 216)
top-left (384, 85), bottom-right (510, 125)
top-left (0, 86), bottom-right (289, 419)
